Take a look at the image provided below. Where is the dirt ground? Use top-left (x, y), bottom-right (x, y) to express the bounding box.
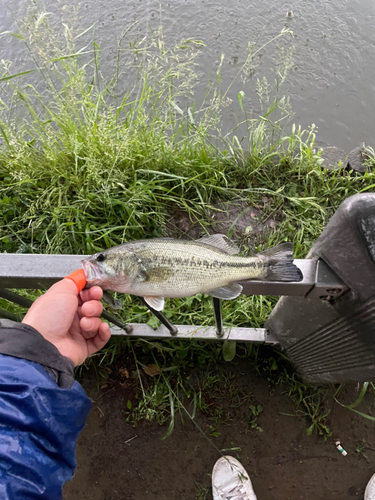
top-left (63, 354), bottom-right (375, 500)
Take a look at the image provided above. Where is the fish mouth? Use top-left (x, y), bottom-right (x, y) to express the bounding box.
top-left (81, 259), bottom-right (103, 282)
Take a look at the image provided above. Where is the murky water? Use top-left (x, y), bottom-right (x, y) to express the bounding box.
top-left (1, 0), bottom-right (374, 151)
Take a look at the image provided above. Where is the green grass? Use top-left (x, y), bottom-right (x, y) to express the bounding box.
top-left (1, 3), bottom-right (375, 438)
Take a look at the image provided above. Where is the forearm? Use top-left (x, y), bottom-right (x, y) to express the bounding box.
top-left (0, 324), bottom-right (91, 499)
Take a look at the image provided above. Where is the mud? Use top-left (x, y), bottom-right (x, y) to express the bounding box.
top-left (64, 358), bottom-right (375, 500)
top-left (167, 201), bottom-right (279, 242)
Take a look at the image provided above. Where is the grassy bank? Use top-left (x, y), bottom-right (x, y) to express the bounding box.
top-left (1, 4), bottom-right (375, 437)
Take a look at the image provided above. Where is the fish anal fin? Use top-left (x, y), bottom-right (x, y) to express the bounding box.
top-left (207, 282), bottom-right (243, 300)
top-left (143, 296), bottom-right (165, 311)
top-left (196, 234), bottom-right (240, 255)
top-left (145, 267), bottom-right (174, 283)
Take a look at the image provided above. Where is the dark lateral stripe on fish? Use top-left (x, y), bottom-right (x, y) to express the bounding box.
top-left (141, 257), bottom-right (260, 269)
top-left (206, 261), bottom-right (258, 269)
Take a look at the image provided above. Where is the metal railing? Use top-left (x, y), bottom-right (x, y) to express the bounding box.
top-left (0, 254), bottom-right (349, 343)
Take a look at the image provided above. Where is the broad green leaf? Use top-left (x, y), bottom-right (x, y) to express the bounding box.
top-left (223, 339), bottom-right (236, 362)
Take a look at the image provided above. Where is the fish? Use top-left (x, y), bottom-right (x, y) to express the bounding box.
top-left (82, 234), bottom-right (303, 311)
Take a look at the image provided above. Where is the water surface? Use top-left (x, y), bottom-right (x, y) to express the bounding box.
top-left (1, 0), bottom-right (374, 151)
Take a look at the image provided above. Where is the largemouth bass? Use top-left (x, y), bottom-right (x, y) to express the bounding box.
top-left (82, 234), bottom-right (302, 311)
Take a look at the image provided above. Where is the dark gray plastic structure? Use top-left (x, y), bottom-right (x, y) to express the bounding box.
top-left (267, 193), bottom-right (375, 383)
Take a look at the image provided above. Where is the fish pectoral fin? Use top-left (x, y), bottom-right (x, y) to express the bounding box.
top-left (207, 283), bottom-right (243, 300)
top-left (196, 234), bottom-right (240, 255)
top-left (143, 296), bottom-right (165, 311)
top-left (145, 267), bottom-right (174, 283)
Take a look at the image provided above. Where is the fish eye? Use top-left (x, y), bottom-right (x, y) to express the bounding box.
top-left (96, 253), bottom-right (106, 262)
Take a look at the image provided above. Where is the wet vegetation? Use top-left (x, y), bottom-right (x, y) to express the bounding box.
top-left (1, 4), bottom-right (375, 438)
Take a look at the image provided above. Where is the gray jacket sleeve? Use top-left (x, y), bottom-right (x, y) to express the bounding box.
top-left (0, 321), bottom-right (75, 388)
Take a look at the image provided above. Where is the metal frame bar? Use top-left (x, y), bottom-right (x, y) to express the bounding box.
top-left (0, 289), bottom-right (33, 308)
top-left (110, 323), bottom-right (276, 343)
top-left (0, 253), bottom-right (350, 343)
top-left (0, 254), bottom-right (348, 297)
top-left (0, 308), bottom-right (19, 322)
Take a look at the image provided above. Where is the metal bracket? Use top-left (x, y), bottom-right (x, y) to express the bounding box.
top-left (212, 297), bottom-right (224, 337)
top-left (138, 297), bottom-right (178, 335)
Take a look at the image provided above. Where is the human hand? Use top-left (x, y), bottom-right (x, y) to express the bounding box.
top-left (22, 279), bottom-right (111, 366)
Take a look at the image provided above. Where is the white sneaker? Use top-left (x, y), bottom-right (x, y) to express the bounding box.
top-left (365, 473), bottom-right (375, 500)
top-left (212, 456), bottom-right (257, 500)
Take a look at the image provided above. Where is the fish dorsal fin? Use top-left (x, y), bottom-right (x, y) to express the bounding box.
top-left (143, 296), bottom-right (165, 311)
top-left (196, 234), bottom-right (240, 255)
top-left (257, 242), bottom-right (294, 261)
top-left (207, 283), bottom-right (243, 300)
top-left (145, 267), bottom-right (174, 283)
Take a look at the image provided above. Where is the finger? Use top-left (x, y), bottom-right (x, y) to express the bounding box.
top-left (80, 316), bottom-right (104, 339)
top-left (70, 312), bottom-right (82, 333)
top-left (79, 300), bottom-right (103, 319)
top-left (86, 322), bottom-right (112, 357)
top-left (79, 286), bottom-right (103, 304)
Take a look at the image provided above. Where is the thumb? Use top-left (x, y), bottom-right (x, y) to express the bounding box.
top-left (64, 269), bottom-right (87, 294)
top-left (22, 278), bottom-right (79, 336)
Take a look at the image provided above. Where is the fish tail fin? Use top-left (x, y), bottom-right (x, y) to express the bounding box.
top-left (258, 243), bottom-right (303, 282)
top-left (265, 261), bottom-right (303, 282)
